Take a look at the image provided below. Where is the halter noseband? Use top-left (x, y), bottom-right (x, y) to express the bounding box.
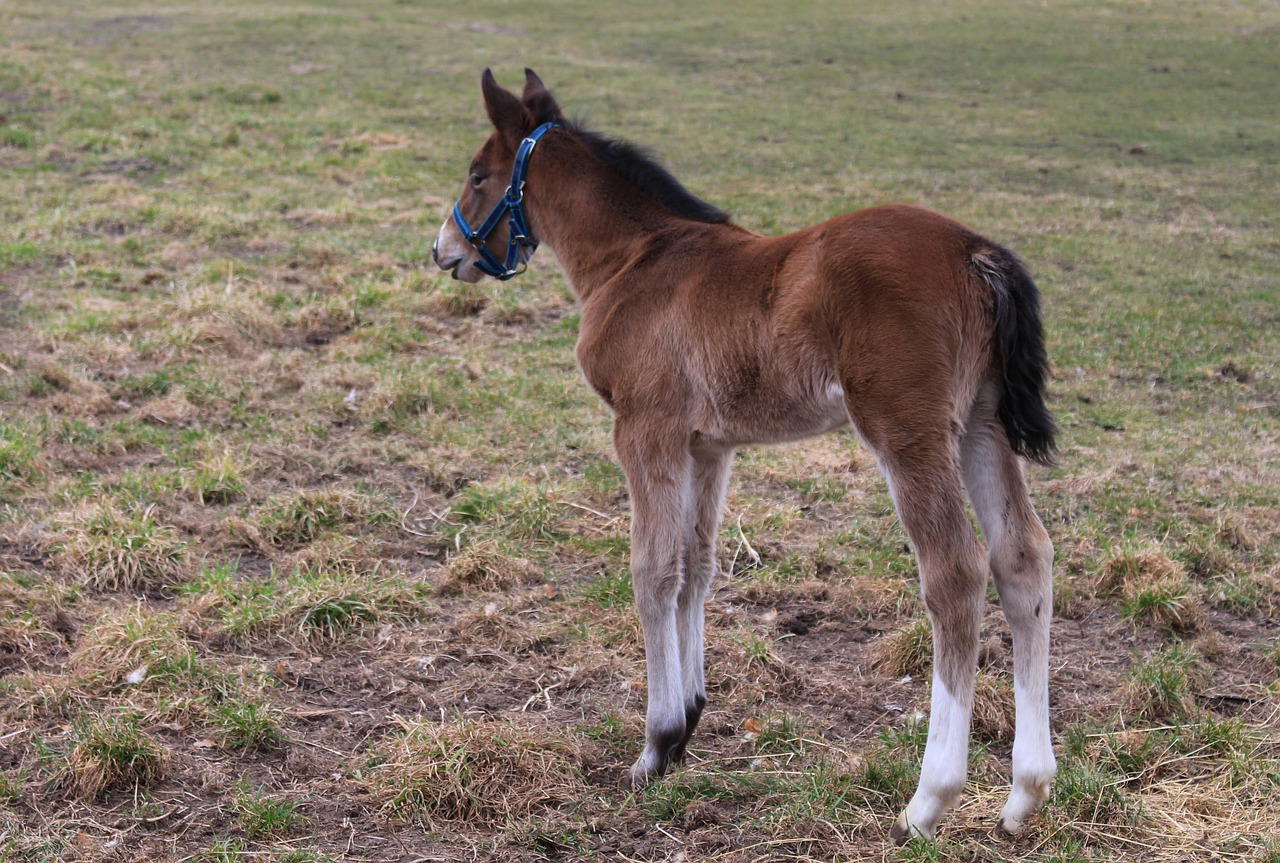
top-left (450, 122), bottom-right (559, 281)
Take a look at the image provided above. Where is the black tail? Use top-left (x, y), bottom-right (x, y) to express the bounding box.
top-left (973, 246), bottom-right (1057, 465)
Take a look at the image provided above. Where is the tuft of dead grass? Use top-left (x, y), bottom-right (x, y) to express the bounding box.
top-left (33, 602), bottom-right (237, 727)
top-left (1214, 512), bottom-right (1255, 552)
top-left (167, 282), bottom-right (285, 356)
top-left (367, 716), bottom-right (592, 827)
top-left (47, 500), bottom-right (189, 592)
top-left (232, 487), bottom-right (393, 550)
top-left (69, 602), bottom-right (191, 682)
top-left (30, 359), bottom-right (115, 416)
top-left (438, 540), bottom-right (542, 595)
top-left (448, 599), bottom-right (544, 652)
top-left (136, 388), bottom-right (199, 426)
top-left (970, 669), bottom-right (1016, 742)
top-left (284, 542), bottom-right (428, 638)
top-left (184, 447), bottom-right (255, 505)
top-left (871, 615), bottom-right (931, 678)
top-left (66, 713), bottom-right (169, 799)
top-left (295, 299), bottom-right (358, 344)
top-left (181, 545), bottom-right (428, 645)
top-left (1099, 544), bottom-right (1205, 632)
top-left (1096, 544), bottom-right (1184, 597)
top-left (426, 281), bottom-right (488, 317)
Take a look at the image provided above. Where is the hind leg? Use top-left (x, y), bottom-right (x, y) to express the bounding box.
top-left (852, 422), bottom-right (988, 843)
top-left (613, 416), bottom-right (694, 786)
top-left (961, 386), bottom-right (1056, 833)
top-left (668, 445), bottom-right (733, 764)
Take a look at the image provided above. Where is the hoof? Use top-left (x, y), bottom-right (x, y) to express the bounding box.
top-left (997, 773), bottom-right (1052, 837)
top-left (667, 695), bottom-right (708, 765)
top-left (627, 743), bottom-right (675, 790)
top-left (629, 716), bottom-right (696, 789)
top-left (625, 762), bottom-right (658, 790)
top-left (889, 815), bottom-right (912, 846)
top-left (995, 814), bottom-right (1024, 838)
top-left (890, 813), bottom-right (934, 846)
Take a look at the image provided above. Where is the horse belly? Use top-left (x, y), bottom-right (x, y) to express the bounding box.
top-left (700, 383), bottom-right (849, 447)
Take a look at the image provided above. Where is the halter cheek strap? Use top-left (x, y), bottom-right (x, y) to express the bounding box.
top-left (451, 122), bottom-right (559, 280)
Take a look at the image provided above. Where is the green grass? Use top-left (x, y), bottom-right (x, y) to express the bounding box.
top-left (176, 552), bottom-right (428, 643)
top-left (252, 488), bottom-right (394, 547)
top-left (855, 720), bottom-right (928, 813)
top-left (46, 499), bottom-right (189, 592)
top-left (64, 713), bottom-right (168, 799)
top-left (577, 569), bottom-right (633, 608)
top-left (0, 0), bottom-right (1277, 860)
top-left (0, 769), bottom-right (23, 804)
top-left (186, 449), bottom-right (252, 504)
top-left (0, 419), bottom-right (44, 485)
top-left (213, 701), bottom-right (286, 752)
top-left (196, 838), bottom-right (248, 863)
top-left (232, 780), bottom-right (302, 838)
top-left (1125, 643), bottom-right (1205, 721)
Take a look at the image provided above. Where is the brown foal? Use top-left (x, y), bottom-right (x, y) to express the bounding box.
top-left (433, 69), bottom-right (1058, 843)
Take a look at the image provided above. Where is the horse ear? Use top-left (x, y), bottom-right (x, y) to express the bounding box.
top-left (522, 68), bottom-right (563, 125)
top-left (481, 68), bottom-right (527, 133)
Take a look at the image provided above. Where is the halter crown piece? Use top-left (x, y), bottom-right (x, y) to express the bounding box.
top-left (451, 122), bottom-right (560, 280)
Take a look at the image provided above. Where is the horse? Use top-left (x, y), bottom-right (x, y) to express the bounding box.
top-left (433, 68), bottom-right (1058, 843)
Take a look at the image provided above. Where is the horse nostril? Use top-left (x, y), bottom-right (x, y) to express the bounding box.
top-left (431, 239), bottom-right (440, 264)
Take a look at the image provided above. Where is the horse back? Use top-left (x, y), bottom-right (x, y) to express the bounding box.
top-left (576, 204), bottom-right (1006, 445)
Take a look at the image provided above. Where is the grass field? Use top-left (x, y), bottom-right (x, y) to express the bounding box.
top-left (1, 1), bottom-right (1278, 860)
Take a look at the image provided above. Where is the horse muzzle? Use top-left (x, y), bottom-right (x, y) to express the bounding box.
top-left (432, 218), bottom-right (483, 283)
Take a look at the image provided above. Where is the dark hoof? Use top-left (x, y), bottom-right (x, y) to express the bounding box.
top-left (667, 694), bottom-right (708, 765)
top-left (630, 696), bottom-right (710, 788)
top-left (890, 814), bottom-right (933, 845)
top-left (889, 816), bottom-right (912, 846)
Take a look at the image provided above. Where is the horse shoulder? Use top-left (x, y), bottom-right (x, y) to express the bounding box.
top-left (575, 277), bottom-right (689, 416)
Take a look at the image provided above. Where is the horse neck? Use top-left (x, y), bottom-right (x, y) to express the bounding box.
top-left (525, 142), bottom-right (678, 301)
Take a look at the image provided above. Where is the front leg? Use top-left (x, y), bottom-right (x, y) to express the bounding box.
top-left (667, 446), bottom-right (733, 765)
top-left (614, 416), bottom-right (694, 787)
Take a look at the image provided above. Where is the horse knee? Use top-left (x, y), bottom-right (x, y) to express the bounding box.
top-left (632, 558), bottom-right (682, 606)
top-left (992, 530), bottom-right (1053, 624)
top-left (919, 542), bottom-right (988, 627)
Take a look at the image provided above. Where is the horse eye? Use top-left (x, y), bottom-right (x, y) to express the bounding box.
top-left (469, 173), bottom-right (485, 188)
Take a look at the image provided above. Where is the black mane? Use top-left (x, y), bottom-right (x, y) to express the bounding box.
top-left (568, 122), bottom-right (731, 225)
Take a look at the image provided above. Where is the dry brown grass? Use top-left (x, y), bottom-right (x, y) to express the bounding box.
top-left (0, 2), bottom-right (1277, 861)
top-left (1099, 543), bottom-right (1207, 632)
top-left (368, 716), bottom-right (594, 827)
top-left (425, 281), bottom-right (489, 317)
top-left (46, 500), bottom-right (189, 593)
top-left (871, 614), bottom-right (932, 678)
top-left (970, 669), bottom-right (1016, 742)
top-left (229, 486), bottom-right (393, 550)
top-left (31, 359), bottom-right (116, 416)
top-left (66, 714), bottom-right (169, 800)
top-left (438, 540), bottom-right (543, 595)
top-left (448, 599), bottom-right (544, 652)
top-left (1096, 544), bottom-right (1185, 598)
top-left (69, 602), bottom-right (191, 681)
top-left (0, 617), bottom-right (45, 667)
top-left (180, 543), bottom-right (428, 645)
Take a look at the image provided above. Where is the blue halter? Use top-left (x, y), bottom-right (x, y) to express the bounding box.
top-left (450, 122), bottom-right (560, 280)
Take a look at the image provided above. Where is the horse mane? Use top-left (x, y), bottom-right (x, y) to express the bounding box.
top-left (566, 121), bottom-right (731, 225)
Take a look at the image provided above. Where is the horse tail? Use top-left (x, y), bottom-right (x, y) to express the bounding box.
top-left (971, 246), bottom-right (1057, 465)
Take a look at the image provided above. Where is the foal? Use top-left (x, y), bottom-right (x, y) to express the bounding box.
top-left (433, 69), bottom-right (1058, 843)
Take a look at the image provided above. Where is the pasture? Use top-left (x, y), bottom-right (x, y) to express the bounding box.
top-left (1, 1), bottom-right (1277, 860)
